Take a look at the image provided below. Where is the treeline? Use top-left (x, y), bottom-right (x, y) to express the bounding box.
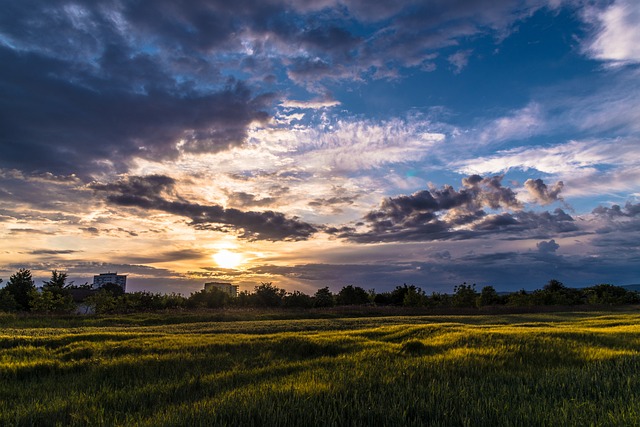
top-left (1, 269), bottom-right (639, 315)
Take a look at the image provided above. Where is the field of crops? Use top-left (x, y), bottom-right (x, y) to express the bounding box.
top-left (1, 310), bottom-right (640, 426)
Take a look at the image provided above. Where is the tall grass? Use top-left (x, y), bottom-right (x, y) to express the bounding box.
top-left (1, 311), bottom-right (639, 426)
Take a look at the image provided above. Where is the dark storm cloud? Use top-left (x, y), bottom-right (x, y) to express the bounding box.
top-left (243, 246), bottom-right (638, 292)
top-left (0, 170), bottom-right (89, 217)
top-left (591, 202), bottom-right (640, 235)
top-left (0, 45), bottom-right (271, 176)
top-left (91, 175), bottom-right (317, 241)
top-left (525, 179), bottom-right (564, 205)
top-left (0, 0), bottom-right (560, 180)
top-left (249, 262), bottom-right (415, 283)
top-left (335, 176), bottom-right (577, 243)
top-left (592, 202), bottom-right (640, 218)
top-left (537, 239), bottom-right (560, 254)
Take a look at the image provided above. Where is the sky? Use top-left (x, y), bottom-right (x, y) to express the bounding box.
top-left (1, 0), bottom-right (639, 295)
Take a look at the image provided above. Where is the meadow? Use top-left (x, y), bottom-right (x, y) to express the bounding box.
top-left (1, 310), bottom-right (640, 426)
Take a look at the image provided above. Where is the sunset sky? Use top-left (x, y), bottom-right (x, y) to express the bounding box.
top-left (1, 0), bottom-right (639, 294)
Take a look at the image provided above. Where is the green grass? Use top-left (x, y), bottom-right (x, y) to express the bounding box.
top-left (1, 311), bottom-right (640, 426)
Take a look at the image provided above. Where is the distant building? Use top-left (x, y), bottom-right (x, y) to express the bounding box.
top-left (204, 282), bottom-right (239, 297)
top-left (93, 272), bottom-right (127, 292)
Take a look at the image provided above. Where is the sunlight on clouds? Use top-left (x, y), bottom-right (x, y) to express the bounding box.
top-left (213, 249), bottom-right (243, 269)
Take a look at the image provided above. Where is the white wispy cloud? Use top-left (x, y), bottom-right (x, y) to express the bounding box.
top-left (447, 49), bottom-right (472, 74)
top-left (454, 138), bottom-right (639, 176)
top-left (280, 98), bottom-right (341, 109)
top-left (582, 0), bottom-right (640, 66)
top-left (453, 137), bottom-right (640, 198)
top-left (476, 103), bottom-right (545, 145)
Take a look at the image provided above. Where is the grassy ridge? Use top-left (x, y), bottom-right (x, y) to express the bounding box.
top-left (1, 312), bottom-right (640, 426)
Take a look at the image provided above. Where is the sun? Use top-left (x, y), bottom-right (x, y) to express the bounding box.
top-left (213, 249), bottom-right (243, 269)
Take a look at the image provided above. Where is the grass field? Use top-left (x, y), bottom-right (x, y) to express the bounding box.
top-left (1, 310), bottom-right (640, 426)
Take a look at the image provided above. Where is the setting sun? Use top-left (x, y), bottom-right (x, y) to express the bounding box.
top-left (213, 249), bottom-right (243, 269)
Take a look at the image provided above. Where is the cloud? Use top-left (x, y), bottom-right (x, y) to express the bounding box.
top-left (448, 50), bottom-right (472, 74)
top-left (91, 175), bottom-right (318, 241)
top-left (476, 103), bottom-right (545, 146)
top-left (29, 249), bottom-right (80, 255)
top-left (334, 175), bottom-right (578, 243)
top-left (592, 202), bottom-right (640, 219)
top-left (582, 0), bottom-right (640, 65)
top-left (454, 138), bottom-right (639, 176)
top-left (8, 228), bottom-right (56, 235)
top-left (0, 47), bottom-right (271, 177)
top-left (289, 117), bottom-right (446, 173)
top-left (280, 98), bottom-right (341, 109)
top-left (226, 191), bottom-right (277, 208)
top-left (524, 179), bottom-right (564, 205)
top-left (536, 239), bottom-right (559, 254)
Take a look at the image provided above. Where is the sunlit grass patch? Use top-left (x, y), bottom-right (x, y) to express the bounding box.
top-left (1, 310), bottom-right (640, 426)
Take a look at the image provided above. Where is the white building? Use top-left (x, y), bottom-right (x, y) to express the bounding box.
top-left (204, 282), bottom-right (239, 297)
top-left (93, 272), bottom-right (127, 292)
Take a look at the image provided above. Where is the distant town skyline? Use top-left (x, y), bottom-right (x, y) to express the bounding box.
top-left (1, 0), bottom-right (639, 294)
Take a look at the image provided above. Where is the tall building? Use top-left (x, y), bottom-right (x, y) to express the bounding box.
top-left (93, 272), bottom-right (127, 292)
top-left (204, 282), bottom-right (239, 297)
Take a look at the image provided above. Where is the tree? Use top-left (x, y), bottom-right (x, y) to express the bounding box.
top-left (253, 282), bottom-right (286, 307)
top-left (0, 285), bottom-right (18, 312)
top-left (283, 291), bottom-right (314, 308)
top-left (582, 284), bottom-right (639, 305)
top-left (531, 279), bottom-right (583, 305)
top-left (389, 284), bottom-right (414, 306)
top-left (336, 285), bottom-right (370, 305)
top-left (403, 286), bottom-right (426, 307)
top-left (37, 270), bottom-right (75, 312)
top-left (42, 270), bottom-right (71, 297)
top-left (100, 282), bottom-right (125, 297)
top-left (507, 289), bottom-right (530, 306)
top-left (187, 288), bottom-right (230, 309)
top-left (313, 287), bottom-right (335, 308)
top-left (30, 289), bottom-right (76, 314)
top-left (425, 292), bottom-right (451, 307)
top-left (478, 286), bottom-right (502, 307)
top-left (85, 290), bottom-right (118, 314)
top-left (3, 269), bottom-right (36, 311)
top-left (452, 283), bottom-right (479, 308)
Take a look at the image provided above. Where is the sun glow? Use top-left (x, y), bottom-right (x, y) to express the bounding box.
top-left (213, 249), bottom-right (243, 269)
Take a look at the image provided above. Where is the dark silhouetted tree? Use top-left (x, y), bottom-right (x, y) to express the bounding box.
top-left (253, 282), bottom-right (286, 307)
top-left (403, 286), bottom-right (426, 307)
top-left (86, 290), bottom-right (118, 314)
top-left (313, 287), bottom-right (335, 307)
top-left (531, 279), bottom-right (583, 305)
top-left (187, 287), bottom-right (229, 309)
top-left (425, 292), bottom-right (451, 307)
top-left (4, 269), bottom-right (35, 311)
top-left (583, 284), bottom-right (640, 305)
top-left (336, 285), bottom-right (369, 305)
top-left (42, 270), bottom-right (71, 297)
top-left (100, 282), bottom-right (125, 297)
top-left (452, 283), bottom-right (478, 308)
top-left (389, 284), bottom-right (416, 306)
top-left (507, 289), bottom-right (530, 306)
top-left (32, 270), bottom-right (76, 313)
top-left (283, 291), bottom-right (314, 308)
top-left (478, 285), bottom-right (502, 307)
top-left (0, 276), bottom-right (18, 311)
